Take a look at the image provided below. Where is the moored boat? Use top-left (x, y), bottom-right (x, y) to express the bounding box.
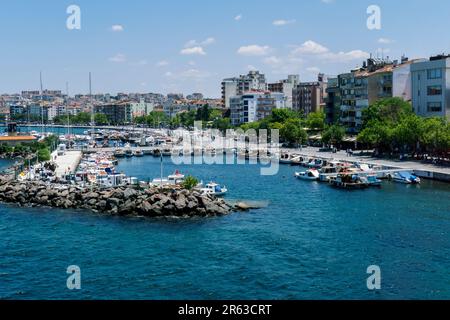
top-left (390, 171), bottom-right (421, 184)
top-left (295, 169), bottom-right (320, 181)
top-left (200, 182), bottom-right (228, 197)
top-left (329, 173), bottom-right (369, 190)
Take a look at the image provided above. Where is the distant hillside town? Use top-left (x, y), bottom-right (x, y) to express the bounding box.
top-left (1, 53), bottom-right (449, 134)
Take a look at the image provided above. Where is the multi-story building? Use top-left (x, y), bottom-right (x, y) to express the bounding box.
top-left (411, 54), bottom-right (450, 120)
top-left (337, 57), bottom-right (421, 132)
top-left (94, 103), bottom-right (132, 124)
top-left (221, 71), bottom-right (267, 110)
top-left (131, 100), bottom-right (155, 118)
top-left (324, 77), bottom-right (341, 124)
top-left (268, 75), bottom-right (300, 109)
top-left (292, 74), bottom-right (327, 115)
top-left (230, 91), bottom-right (285, 126)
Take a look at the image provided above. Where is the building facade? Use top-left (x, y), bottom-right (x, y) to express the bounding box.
top-left (221, 71), bottom-right (267, 110)
top-left (411, 55), bottom-right (450, 120)
top-left (94, 103), bottom-right (132, 124)
top-left (293, 74), bottom-right (327, 115)
top-left (230, 91), bottom-right (285, 126)
top-left (268, 74), bottom-right (300, 109)
top-left (324, 77), bottom-right (341, 124)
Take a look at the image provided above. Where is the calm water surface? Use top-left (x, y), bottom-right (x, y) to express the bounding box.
top-left (0, 154), bottom-right (449, 300)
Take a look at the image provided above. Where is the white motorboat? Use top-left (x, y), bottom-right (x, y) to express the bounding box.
top-left (133, 149), bottom-right (144, 157)
top-left (200, 182), bottom-right (228, 197)
top-left (295, 169), bottom-right (320, 181)
top-left (391, 171), bottom-right (421, 184)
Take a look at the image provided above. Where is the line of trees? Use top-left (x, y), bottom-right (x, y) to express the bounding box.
top-left (357, 98), bottom-right (450, 157)
top-left (0, 135), bottom-right (59, 162)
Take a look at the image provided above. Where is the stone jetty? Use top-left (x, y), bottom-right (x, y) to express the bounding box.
top-left (0, 175), bottom-right (240, 218)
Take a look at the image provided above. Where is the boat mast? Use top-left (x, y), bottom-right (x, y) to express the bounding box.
top-left (160, 152), bottom-right (163, 187)
top-left (89, 72), bottom-right (94, 132)
top-left (66, 81), bottom-right (70, 137)
top-left (40, 71), bottom-right (44, 135)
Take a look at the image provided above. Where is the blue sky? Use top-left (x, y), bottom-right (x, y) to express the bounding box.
top-left (0, 0), bottom-right (449, 97)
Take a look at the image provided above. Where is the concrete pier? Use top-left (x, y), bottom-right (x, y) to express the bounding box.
top-left (51, 150), bottom-right (82, 178)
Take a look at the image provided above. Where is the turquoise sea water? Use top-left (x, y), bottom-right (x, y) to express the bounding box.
top-left (0, 154), bottom-right (449, 300)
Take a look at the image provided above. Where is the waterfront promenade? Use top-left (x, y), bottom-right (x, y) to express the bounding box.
top-left (51, 150), bottom-right (82, 178)
top-left (80, 144), bottom-right (450, 182)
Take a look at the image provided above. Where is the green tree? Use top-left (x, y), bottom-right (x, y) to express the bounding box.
top-left (280, 119), bottom-right (308, 146)
top-left (182, 176), bottom-right (199, 190)
top-left (74, 112), bottom-right (92, 124)
top-left (306, 112), bottom-right (326, 130)
top-left (322, 125), bottom-right (345, 146)
top-left (362, 97), bottom-right (413, 128)
top-left (94, 113), bottom-right (109, 125)
top-left (420, 118), bottom-right (450, 154)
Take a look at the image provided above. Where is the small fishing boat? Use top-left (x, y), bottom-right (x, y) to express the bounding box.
top-left (200, 182), bottom-right (228, 197)
top-left (133, 149), bottom-right (144, 157)
top-left (329, 173), bottom-right (369, 190)
top-left (162, 148), bottom-right (172, 157)
top-left (114, 149), bottom-right (126, 158)
top-left (125, 149), bottom-right (133, 158)
top-left (359, 174), bottom-right (382, 187)
top-left (391, 171), bottom-right (421, 184)
top-left (295, 169), bottom-right (320, 181)
top-left (153, 149), bottom-right (161, 157)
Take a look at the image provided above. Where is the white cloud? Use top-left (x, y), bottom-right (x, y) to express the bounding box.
top-left (378, 37), bottom-right (395, 44)
top-left (234, 14), bottom-right (242, 21)
top-left (111, 25), bottom-right (124, 32)
top-left (188, 60), bottom-right (196, 66)
top-left (246, 65), bottom-right (258, 71)
top-left (180, 46), bottom-right (206, 56)
top-left (156, 60), bottom-right (169, 67)
top-left (291, 40), bottom-right (329, 55)
top-left (237, 45), bottom-right (271, 56)
top-left (202, 37), bottom-right (216, 45)
top-left (109, 53), bottom-right (126, 63)
top-left (184, 37), bottom-right (215, 48)
top-left (164, 69), bottom-right (211, 81)
top-left (322, 50), bottom-right (370, 62)
top-left (273, 19), bottom-right (296, 26)
top-left (263, 56), bottom-right (282, 66)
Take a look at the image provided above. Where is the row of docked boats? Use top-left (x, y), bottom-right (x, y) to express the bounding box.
top-left (149, 170), bottom-right (228, 196)
top-left (293, 158), bottom-right (421, 189)
top-left (72, 152), bottom-right (138, 188)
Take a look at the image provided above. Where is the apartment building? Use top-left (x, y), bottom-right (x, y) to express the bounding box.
top-left (221, 71), bottom-right (267, 109)
top-left (94, 103), bottom-right (133, 124)
top-left (292, 74), bottom-right (327, 115)
top-left (411, 54), bottom-right (450, 120)
top-left (268, 75), bottom-right (300, 109)
top-left (230, 91), bottom-right (285, 126)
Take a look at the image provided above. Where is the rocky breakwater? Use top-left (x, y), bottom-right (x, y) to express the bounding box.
top-left (0, 176), bottom-right (237, 218)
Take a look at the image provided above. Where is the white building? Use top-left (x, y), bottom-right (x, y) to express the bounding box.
top-left (268, 75), bottom-right (300, 109)
top-left (131, 100), bottom-right (155, 117)
top-left (230, 91), bottom-right (286, 126)
top-left (411, 55), bottom-right (450, 120)
top-left (222, 71), bottom-right (267, 110)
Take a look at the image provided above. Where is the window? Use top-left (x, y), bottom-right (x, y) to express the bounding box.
top-left (427, 68), bottom-right (442, 79)
top-left (427, 102), bottom-right (442, 112)
top-left (427, 85), bottom-right (442, 96)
